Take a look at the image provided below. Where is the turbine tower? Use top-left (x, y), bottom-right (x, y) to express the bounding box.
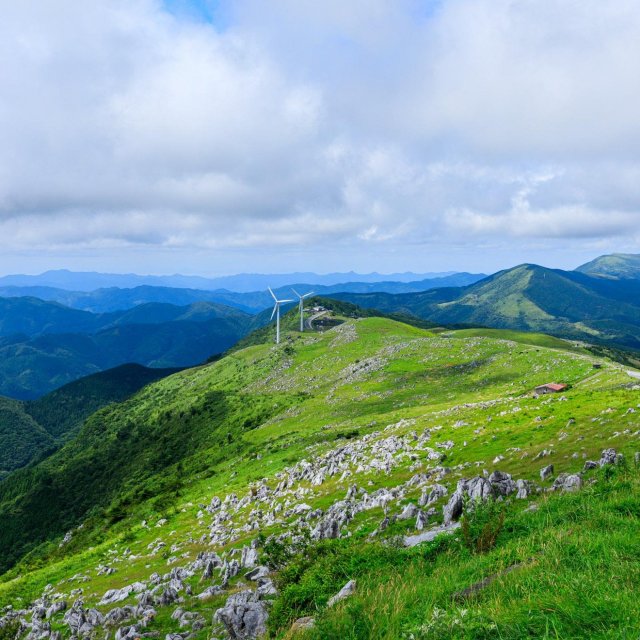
top-left (292, 288), bottom-right (314, 332)
top-left (268, 287), bottom-right (293, 344)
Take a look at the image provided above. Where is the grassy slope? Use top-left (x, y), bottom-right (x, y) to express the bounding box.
top-left (0, 315), bottom-right (639, 639)
top-left (332, 264), bottom-right (640, 349)
top-left (576, 253), bottom-right (640, 279)
top-left (291, 466), bottom-right (640, 639)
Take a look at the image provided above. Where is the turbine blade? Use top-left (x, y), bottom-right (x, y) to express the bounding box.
top-left (270, 303), bottom-right (277, 320)
top-left (279, 299), bottom-right (294, 303)
top-left (268, 286), bottom-right (277, 301)
top-left (291, 288), bottom-right (300, 298)
top-left (302, 291), bottom-right (314, 298)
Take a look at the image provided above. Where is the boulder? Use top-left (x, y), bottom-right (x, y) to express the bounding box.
top-left (245, 566), bottom-right (270, 581)
top-left (45, 602), bottom-right (67, 619)
top-left (419, 484), bottom-right (448, 507)
top-left (488, 471), bottom-right (516, 496)
top-left (196, 586), bottom-right (224, 601)
top-left (552, 473), bottom-right (583, 493)
top-left (515, 479), bottom-right (536, 499)
top-left (397, 503), bottom-right (418, 520)
top-left (540, 465), bottom-right (554, 481)
top-left (465, 477), bottom-right (493, 501)
top-left (214, 590), bottom-right (268, 639)
top-left (415, 510), bottom-right (428, 531)
top-left (327, 580), bottom-right (356, 607)
top-left (443, 491), bottom-right (463, 525)
top-left (600, 448), bottom-right (623, 466)
top-left (291, 617), bottom-right (315, 632)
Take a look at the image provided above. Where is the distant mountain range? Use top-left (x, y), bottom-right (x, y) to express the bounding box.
top-left (0, 253), bottom-right (638, 400)
top-left (0, 273), bottom-right (485, 314)
top-left (0, 269), bottom-right (468, 293)
top-left (334, 258), bottom-right (640, 350)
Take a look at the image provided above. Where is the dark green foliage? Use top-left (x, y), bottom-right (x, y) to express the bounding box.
top-left (0, 619), bottom-right (20, 640)
top-left (461, 497), bottom-right (506, 554)
top-left (257, 530), bottom-right (311, 571)
top-left (25, 363), bottom-right (180, 441)
top-left (0, 398), bottom-right (54, 479)
top-left (0, 364), bottom-right (178, 477)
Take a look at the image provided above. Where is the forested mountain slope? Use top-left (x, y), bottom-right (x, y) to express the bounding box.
top-left (0, 364), bottom-right (179, 478)
top-left (0, 299), bottom-right (256, 398)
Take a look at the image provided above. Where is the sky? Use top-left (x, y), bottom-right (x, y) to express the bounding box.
top-left (1, 0), bottom-right (640, 276)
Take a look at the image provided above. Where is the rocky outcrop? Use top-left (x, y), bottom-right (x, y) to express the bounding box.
top-left (214, 590), bottom-right (268, 639)
top-left (552, 473), bottom-right (583, 493)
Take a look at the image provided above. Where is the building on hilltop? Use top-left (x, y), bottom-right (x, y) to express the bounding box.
top-left (534, 382), bottom-right (568, 395)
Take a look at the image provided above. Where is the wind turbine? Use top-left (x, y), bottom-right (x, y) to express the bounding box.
top-left (291, 288), bottom-right (314, 332)
top-left (268, 287), bottom-right (293, 344)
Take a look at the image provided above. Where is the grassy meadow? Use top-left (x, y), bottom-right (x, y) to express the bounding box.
top-left (0, 314), bottom-right (639, 639)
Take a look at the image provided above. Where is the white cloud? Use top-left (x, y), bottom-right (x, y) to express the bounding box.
top-left (0, 0), bottom-right (639, 274)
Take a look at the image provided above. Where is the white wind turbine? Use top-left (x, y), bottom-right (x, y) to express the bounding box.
top-left (291, 288), bottom-right (314, 332)
top-left (268, 287), bottom-right (293, 344)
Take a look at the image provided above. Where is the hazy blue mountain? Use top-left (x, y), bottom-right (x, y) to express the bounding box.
top-left (575, 253), bottom-right (640, 279)
top-left (0, 273), bottom-right (486, 314)
top-left (0, 297), bottom-right (104, 337)
top-left (0, 269), bottom-right (467, 292)
top-left (0, 298), bottom-right (258, 399)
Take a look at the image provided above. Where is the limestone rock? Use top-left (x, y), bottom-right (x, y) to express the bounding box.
top-left (443, 491), bottom-right (464, 525)
top-left (214, 590), bottom-right (268, 639)
top-left (327, 580), bottom-right (356, 607)
top-left (540, 465), bottom-right (554, 481)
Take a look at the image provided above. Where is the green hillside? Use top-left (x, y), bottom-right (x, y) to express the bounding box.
top-left (0, 312), bottom-right (639, 638)
top-left (576, 252), bottom-right (640, 279)
top-left (0, 364), bottom-right (179, 477)
top-left (333, 264), bottom-right (640, 350)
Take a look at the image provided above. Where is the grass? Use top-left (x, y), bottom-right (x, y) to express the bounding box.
top-left (285, 465), bottom-right (640, 639)
top-left (0, 313), bottom-right (638, 639)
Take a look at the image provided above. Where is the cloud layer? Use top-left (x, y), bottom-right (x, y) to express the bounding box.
top-left (1, 0), bottom-right (639, 273)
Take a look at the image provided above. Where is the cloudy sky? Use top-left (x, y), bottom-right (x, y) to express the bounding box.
top-left (1, 0), bottom-right (639, 276)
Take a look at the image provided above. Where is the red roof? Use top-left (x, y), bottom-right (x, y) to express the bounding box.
top-left (538, 383), bottom-right (567, 391)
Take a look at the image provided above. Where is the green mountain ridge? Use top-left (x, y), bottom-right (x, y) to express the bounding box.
top-left (576, 252), bottom-right (640, 279)
top-left (0, 311), bottom-right (639, 638)
top-left (332, 263), bottom-right (640, 349)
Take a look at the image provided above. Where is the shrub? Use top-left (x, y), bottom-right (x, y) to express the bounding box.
top-left (461, 497), bottom-right (505, 554)
top-left (0, 620), bottom-right (21, 640)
